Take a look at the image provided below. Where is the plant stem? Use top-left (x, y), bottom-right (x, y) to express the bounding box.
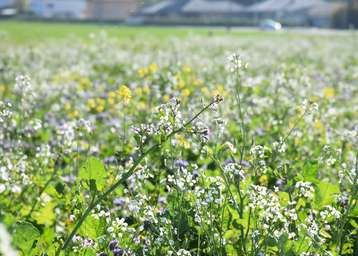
top-left (56, 98), bottom-right (219, 255)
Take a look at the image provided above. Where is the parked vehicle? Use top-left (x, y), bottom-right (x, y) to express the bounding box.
top-left (259, 19), bottom-right (282, 30)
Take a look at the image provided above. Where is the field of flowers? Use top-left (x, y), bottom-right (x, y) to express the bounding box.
top-left (0, 23), bottom-right (357, 256)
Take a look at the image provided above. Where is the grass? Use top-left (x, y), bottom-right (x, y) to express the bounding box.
top-left (0, 20), bottom-right (350, 45)
top-left (0, 20), bottom-right (265, 43)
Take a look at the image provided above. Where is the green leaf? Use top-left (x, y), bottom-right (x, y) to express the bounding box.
top-left (315, 181), bottom-right (340, 207)
top-left (32, 201), bottom-right (56, 226)
top-left (78, 214), bottom-right (106, 240)
top-left (350, 219), bottom-right (358, 229)
top-left (12, 221), bottom-right (40, 254)
top-left (79, 157), bottom-right (106, 191)
top-left (278, 192), bottom-right (290, 206)
top-left (302, 161), bottom-right (318, 179)
top-left (31, 228), bottom-right (56, 255)
top-left (55, 182), bottom-right (65, 195)
top-left (319, 228), bottom-right (332, 239)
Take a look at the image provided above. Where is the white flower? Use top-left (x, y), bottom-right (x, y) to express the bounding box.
top-left (0, 184), bottom-right (5, 194)
top-left (226, 52), bottom-right (247, 72)
top-left (0, 224), bottom-right (18, 256)
top-left (295, 181), bottom-right (315, 199)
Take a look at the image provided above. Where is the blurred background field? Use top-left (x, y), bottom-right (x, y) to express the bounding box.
top-left (0, 20), bottom-right (354, 45)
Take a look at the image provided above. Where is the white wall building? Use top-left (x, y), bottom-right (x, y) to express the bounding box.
top-left (0, 0), bottom-right (16, 16)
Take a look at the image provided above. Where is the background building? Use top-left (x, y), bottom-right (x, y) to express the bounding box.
top-left (138, 0), bottom-right (348, 27)
top-left (0, 0), bottom-right (16, 17)
top-left (0, 0), bottom-right (356, 28)
top-left (26, 0), bottom-right (139, 21)
top-left (85, 0), bottom-right (138, 21)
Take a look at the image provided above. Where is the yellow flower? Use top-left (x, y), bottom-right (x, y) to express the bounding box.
top-left (79, 77), bottom-right (91, 90)
top-left (96, 105), bottom-right (105, 113)
top-left (108, 91), bottom-right (116, 98)
top-left (314, 119), bottom-right (326, 138)
top-left (182, 65), bottom-right (192, 73)
top-left (138, 67), bottom-right (148, 78)
top-left (192, 78), bottom-right (202, 87)
top-left (310, 95), bottom-right (319, 102)
top-left (0, 84), bottom-right (5, 94)
top-left (64, 103), bottom-right (71, 111)
top-left (149, 63), bottom-right (158, 73)
top-left (135, 88), bottom-right (143, 97)
top-left (87, 99), bottom-right (96, 109)
top-left (201, 87), bottom-right (210, 96)
top-left (176, 78), bottom-right (185, 89)
top-left (108, 97), bottom-right (116, 105)
top-left (259, 175), bottom-right (269, 186)
top-left (175, 134), bottom-right (190, 149)
top-left (69, 110), bottom-right (79, 118)
top-left (96, 98), bottom-right (105, 105)
top-left (117, 85), bottom-right (132, 104)
top-left (212, 84), bottom-right (226, 97)
top-left (182, 88), bottom-right (190, 97)
top-left (138, 101), bottom-right (146, 110)
top-left (323, 87), bottom-right (335, 99)
top-left (163, 95), bottom-right (170, 103)
top-left (143, 85), bottom-right (150, 94)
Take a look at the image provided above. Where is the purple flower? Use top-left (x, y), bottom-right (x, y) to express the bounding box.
top-left (112, 248), bottom-right (124, 256)
top-left (108, 240), bottom-right (118, 251)
top-left (113, 198), bottom-right (126, 207)
top-left (174, 159), bottom-right (189, 169)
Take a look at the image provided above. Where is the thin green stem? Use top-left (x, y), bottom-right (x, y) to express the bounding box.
top-left (56, 98), bottom-right (220, 255)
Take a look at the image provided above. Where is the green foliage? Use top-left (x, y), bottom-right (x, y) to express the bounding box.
top-left (0, 24), bottom-right (357, 256)
top-left (79, 157), bottom-right (107, 191)
top-left (12, 221), bottom-right (40, 254)
top-left (315, 181), bottom-right (340, 207)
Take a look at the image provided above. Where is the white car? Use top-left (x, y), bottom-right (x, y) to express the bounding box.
top-left (259, 19), bottom-right (282, 31)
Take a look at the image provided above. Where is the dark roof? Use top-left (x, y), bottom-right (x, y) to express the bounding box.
top-left (140, 0), bottom-right (344, 16)
top-left (247, 0), bottom-right (331, 13)
top-left (141, 0), bottom-right (190, 15)
top-left (247, 0), bottom-right (291, 12)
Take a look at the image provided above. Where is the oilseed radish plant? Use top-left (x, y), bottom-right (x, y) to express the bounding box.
top-left (0, 28), bottom-right (357, 256)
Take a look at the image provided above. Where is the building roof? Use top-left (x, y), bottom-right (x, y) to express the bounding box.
top-left (247, 0), bottom-right (332, 13)
top-left (309, 2), bottom-right (346, 17)
top-left (285, 0), bottom-right (326, 12)
top-left (141, 0), bottom-right (174, 14)
top-left (141, 0), bottom-right (189, 15)
top-left (182, 0), bottom-right (244, 13)
top-left (247, 0), bottom-right (292, 12)
top-left (140, 0), bottom-right (345, 17)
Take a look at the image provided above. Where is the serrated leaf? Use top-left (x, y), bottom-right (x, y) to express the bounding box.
top-left (12, 221), bottom-right (40, 254)
top-left (79, 157), bottom-right (106, 191)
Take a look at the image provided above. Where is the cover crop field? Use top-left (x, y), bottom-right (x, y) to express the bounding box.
top-left (0, 21), bottom-right (357, 256)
